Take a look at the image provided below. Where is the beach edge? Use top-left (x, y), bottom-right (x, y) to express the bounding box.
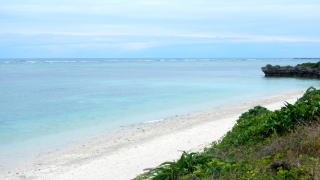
top-left (2, 90), bottom-right (306, 180)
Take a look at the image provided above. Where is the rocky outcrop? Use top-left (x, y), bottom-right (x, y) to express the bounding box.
top-left (261, 63), bottom-right (320, 78)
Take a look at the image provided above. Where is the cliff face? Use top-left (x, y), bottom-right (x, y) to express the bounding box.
top-left (261, 63), bottom-right (320, 78)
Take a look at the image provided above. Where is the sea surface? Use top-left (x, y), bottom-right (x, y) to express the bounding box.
top-left (0, 58), bottom-right (319, 170)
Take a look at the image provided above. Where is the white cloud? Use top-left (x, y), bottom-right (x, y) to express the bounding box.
top-left (1, 0), bottom-right (320, 20)
top-left (25, 41), bottom-right (162, 52)
top-left (114, 42), bottom-right (160, 51)
top-left (177, 33), bottom-right (320, 43)
top-left (2, 30), bottom-right (320, 44)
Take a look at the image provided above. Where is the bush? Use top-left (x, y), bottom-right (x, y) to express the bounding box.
top-left (298, 62), bottom-right (320, 68)
top-left (137, 87), bottom-right (320, 180)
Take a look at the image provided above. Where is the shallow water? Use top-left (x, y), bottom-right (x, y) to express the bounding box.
top-left (0, 58), bottom-right (319, 169)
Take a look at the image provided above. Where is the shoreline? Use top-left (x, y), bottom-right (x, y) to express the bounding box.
top-left (1, 90), bottom-right (305, 180)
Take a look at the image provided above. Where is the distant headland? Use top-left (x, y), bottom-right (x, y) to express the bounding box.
top-left (262, 62), bottom-right (320, 78)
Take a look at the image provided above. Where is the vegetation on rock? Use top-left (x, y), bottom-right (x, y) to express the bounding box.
top-left (262, 62), bottom-right (320, 78)
top-left (299, 62), bottom-right (320, 68)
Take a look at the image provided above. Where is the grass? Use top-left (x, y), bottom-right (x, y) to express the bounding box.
top-left (136, 87), bottom-right (320, 180)
top-left (298, 62), bottom-right (320, 68)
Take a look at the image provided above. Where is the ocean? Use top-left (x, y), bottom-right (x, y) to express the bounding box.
top-left (0, 58), bottom-right (319, 170)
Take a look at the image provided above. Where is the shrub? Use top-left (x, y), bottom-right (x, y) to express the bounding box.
top-left (298, 62), bottom-right (320, 68)
top-left (137, 87), bottom-right (320, 180)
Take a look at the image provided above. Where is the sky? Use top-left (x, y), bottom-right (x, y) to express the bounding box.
top-left (0, 0), bottom-right (320, 58)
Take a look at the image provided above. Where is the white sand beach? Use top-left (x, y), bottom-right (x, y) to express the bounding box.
top-left (1, 90), bottom-right (305, 180)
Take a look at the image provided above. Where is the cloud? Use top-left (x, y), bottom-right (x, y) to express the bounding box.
top-left (2, 30), bottom-right (319, 44)
top-left (1, 0), bottom-right (320, 20)
top-left (24, 41), bottom-right (162, 53)
top-left (1, 0), bottom-right (320, 57)
top-left (115, 42), bottom-right (160, 51)
top-left (177, 33), bottom-right (320, 43)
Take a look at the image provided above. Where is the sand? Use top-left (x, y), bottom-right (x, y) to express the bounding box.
top-left (1, 90), bottom-right (305, 180)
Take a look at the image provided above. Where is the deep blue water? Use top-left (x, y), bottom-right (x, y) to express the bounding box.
top-left (0, 58), bottom-right (319, 169)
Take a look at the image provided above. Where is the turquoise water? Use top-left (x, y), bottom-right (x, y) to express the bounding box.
top-left (0, 58), bottom-right (319, 169)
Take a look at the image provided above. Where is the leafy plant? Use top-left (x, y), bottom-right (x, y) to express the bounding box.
top-left (137, 87), bottom-right (320, 180)
top-left (298, 62), bottom-right (320, 68)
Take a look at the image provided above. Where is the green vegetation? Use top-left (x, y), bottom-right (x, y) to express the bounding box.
top-left (137, 87), bottom-right (320, 180)
top-left (298, 62), bottom-right (320, 68)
